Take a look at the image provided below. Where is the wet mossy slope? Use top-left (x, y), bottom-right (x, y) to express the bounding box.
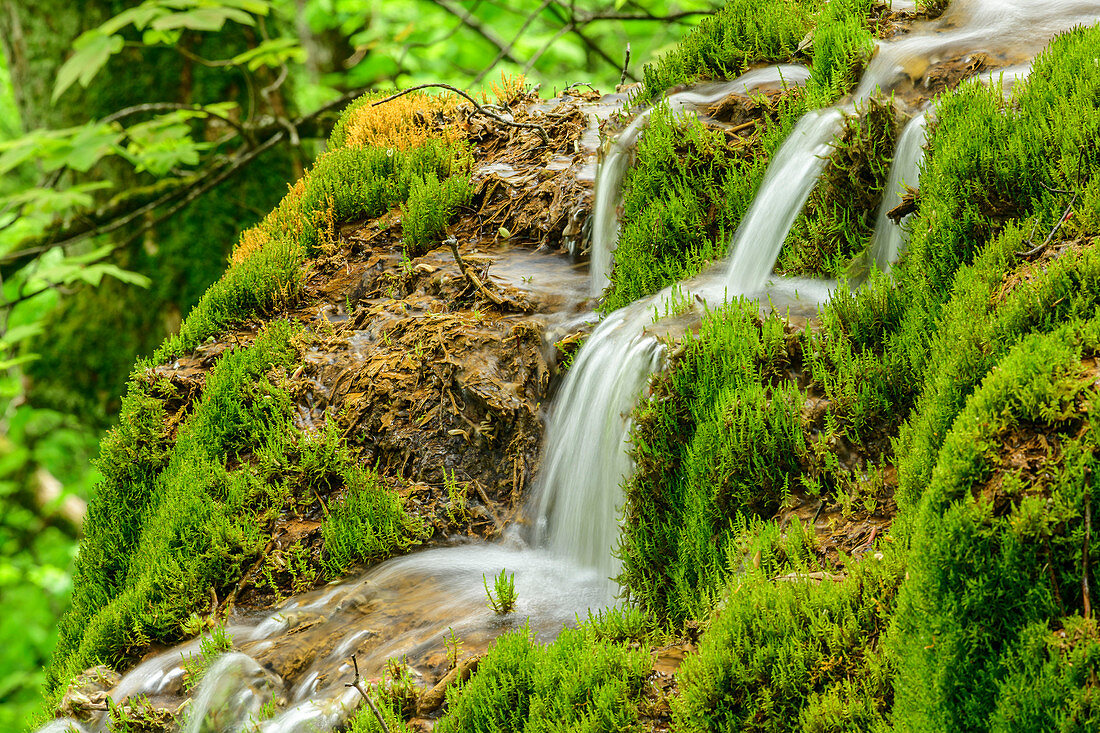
top-left (46, 94), bottom-right (471, 694)
top-left (616, 20), bottom-right (1100, 733)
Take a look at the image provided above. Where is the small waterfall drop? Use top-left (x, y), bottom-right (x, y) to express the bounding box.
top-left (723, 108), bottom-right (846, 295)
top-left (869, 111), bottom-right (929, 271)
top-left (588, 65), bottom-right (812, 297)
top-left (532, 302), bottom-right (666, 580)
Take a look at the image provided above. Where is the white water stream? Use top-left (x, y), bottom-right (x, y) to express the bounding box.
top-left (869, 111), bottom-right (929, 271)
top-left (588, 65), bottom-right (812, 296)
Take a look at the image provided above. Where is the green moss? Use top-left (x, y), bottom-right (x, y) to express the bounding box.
top-left (891, 319), bottom-right (1100, 731)
top-left (673, 521), bottom-right (902, 733)
top-left (321, 465), bottom-right (425, 577)
top-left (48, 322), bottom-right (421, 691)
top-left (989, 617), bottom-right (1100, 732)
top-left (601, 105), bottom-right (786, 313)
top-left (777, 98), bottom-right (898, 279)
top-left (604, 0), bottom-right (878, 312)
top-left (619, 301), bottom-right (806, 620)
top-left (401, 171), bottom-right (473, 257)
top-left (621, 22), bottom-right (1100, 733)
top-left (434, 613), bottom-right (653, 733)
top-left (638, 0), bottom-right (823, 105)
top-left (155, 136), bottom-right (469, 362)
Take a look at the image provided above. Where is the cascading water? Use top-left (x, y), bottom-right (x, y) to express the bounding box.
top-left (588, 65), bottom-right (812, 297)
top-left (531, 302), bottom-right (665, 580)
top-left (722, 108), bottom-right (846, 295)
top-left (869, 111), bottom-right (929, 271)
top-left (855, 0), bottom-right (1100, 101)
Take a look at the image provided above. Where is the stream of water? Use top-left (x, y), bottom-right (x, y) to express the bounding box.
top-left (588, 65), bottom-right (812, 296)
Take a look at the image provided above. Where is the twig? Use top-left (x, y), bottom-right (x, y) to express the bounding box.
top-left (471, 0), bottom-right (553, 88)
top-left (372, 83), bottom-right (549, 143)
top-left (1084, 476), bottom-right (1092, 618)
top-left (1017, 194), bottom-right (1077, 259)
top-left (811, 499), bottom-right (826, 526)
top-left (471, 478), bottom-right (503, 532)
top-left (101, 102), bottom-right (251, 141)
top-left (619, 42), bottom-right (631, 87)
top-left (426, 0), bottom-right (525, 67)
top-left (447, 236), bottom-right (505, 307)
top-left (346, 655), bottom-right (391, 733)
top-left (547, 0), bottom-right (638, 81)
top-left (523, 22), bottom-right (574, 75)
top-left (1, 85), bottom-right (371, 272)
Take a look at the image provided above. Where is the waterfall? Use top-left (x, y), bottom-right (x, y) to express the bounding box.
top-left (588, 65), bottom-right (812, 297)
top-left (869, 111), bottom-right (929, 271)
top-left (723, 108), bottom-right (846, 295)
top-left (532, 301), bottom-right (666, 580)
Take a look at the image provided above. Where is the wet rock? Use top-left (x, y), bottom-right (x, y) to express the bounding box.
top-left (416, 655), bottom-right (480, 716)
top-left (59, 665), bottom-right (120, 721)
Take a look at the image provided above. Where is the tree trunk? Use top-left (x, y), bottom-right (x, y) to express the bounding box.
top-left (0, 0), bottom-right (298, 424)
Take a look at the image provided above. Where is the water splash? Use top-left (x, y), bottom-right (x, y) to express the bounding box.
top-left (869, 110), bottom-right (929, 271)
top-left (589, 66), bottom-right (812, 297)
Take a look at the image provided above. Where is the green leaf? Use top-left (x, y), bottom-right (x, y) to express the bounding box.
top-left (70, 263), bottom-right (153, 288)
top-left (142, 28), bottom-right (184, 46)
top-left (0, 324), bottom-right (44, 349)
top-left (63, 124), bottom-right (124, 172)
top-left (150, 6), bottom-right (254, 32)
top-left (0, 354), bottom-right (40, 371)
top-left (98, 4), bottom-right (166, 35)
top-left (0, 135), bottom-right (41, 175)
top-left (52, 32), bottom-right (124, 103)
top-left (228, 37), bottom-right (305, 70)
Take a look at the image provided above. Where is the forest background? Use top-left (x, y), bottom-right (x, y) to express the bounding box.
top-left (0, 0), bottom-right (717, 727)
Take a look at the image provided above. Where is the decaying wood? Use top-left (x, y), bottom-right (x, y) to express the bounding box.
top-left (447, 236), bottom-right (506, 307)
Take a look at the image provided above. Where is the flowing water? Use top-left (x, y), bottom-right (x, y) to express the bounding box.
top-left (588, 65), bottom-right (812, 296)
top-left (722, 108), bottom-right (846, 295)
top-left (856, 0), bottom-right (1100, 101)
top-left (868, 111), bottom-right (929, 271)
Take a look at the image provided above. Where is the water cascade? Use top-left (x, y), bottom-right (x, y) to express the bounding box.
top-left (588, 65), bottom-right (811, 296)
top-left (868, 111), bottom-right (929, 271)
top-left (722, 108), bottom-right (846, 295)
top-left (855, 0), bottom-right (1100, 101)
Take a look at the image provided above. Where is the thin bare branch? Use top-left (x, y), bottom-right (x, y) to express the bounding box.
top-left (345, 655), bottom-right (391, 733)
top-left (372, 83), bottom-right (550, 143)
top-left (523, 22), bottom-right (574, 75)
top-left (1, 86), bottom-right (371, 270)
top-left (101, 102), bottom-right (252, 141)
top-left (426, 0), bottom-right (526, 67)
top-left (471, 0), bottom-right (554, 88)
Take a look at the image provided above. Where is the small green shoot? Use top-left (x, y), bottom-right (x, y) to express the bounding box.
top-left (483, 569), bottom-right (517, 615)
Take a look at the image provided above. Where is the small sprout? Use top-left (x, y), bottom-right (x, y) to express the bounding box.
top-left (483, 568), bottom-right (517, 615)
top-left (444, 627), bottom-right (463, 669)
